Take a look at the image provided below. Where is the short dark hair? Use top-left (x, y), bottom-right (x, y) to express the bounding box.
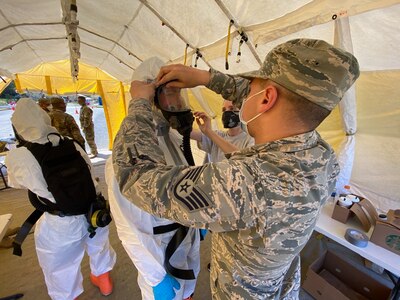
top-left (264, 80), bottom-right (330, 129)
top-left (78, 96), bottom-right (86, 100)
top-left (38, 98), bottom-right (49, 105)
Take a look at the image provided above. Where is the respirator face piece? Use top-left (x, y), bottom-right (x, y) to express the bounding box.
top-left (222, 111), bottom-right (240, 128)
top-left (155, 84), bottom-right (194, 136)
top-left (156, 85), bottom-right (190, 112)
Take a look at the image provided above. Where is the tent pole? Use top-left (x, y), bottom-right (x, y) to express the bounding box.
top-left (334, 17), bottom-right (357, 135)
top-left (214, 0), bottom-right (262, 66)
top-left (14, 75), bottom-right (22, 93)
top-left (80, 41), bottom-right (134, 71)
top-left (119, 82), bottom-right (127, 117)
top-left (45, 76), bottom-right (53, 95)
top-left (96, 80), bottom-right (113, 149)
top-left (333, 16), bottom-right (357, 195)
top-left (140, 0), bottom-right (211, 68)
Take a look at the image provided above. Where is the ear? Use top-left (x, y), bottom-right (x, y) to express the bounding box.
top-left (258, 84), bottom-right (278, 112)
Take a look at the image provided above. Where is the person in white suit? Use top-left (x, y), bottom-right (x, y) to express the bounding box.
top-left (105, 57), bottom-right (200, 300)
top-left (6, 98), bottom-right (116, 300)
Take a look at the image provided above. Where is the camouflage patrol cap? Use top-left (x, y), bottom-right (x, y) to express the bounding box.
top-left (50, 97), bottom-right (65, 106)
top-left (38, 98), bottom-right (50, 105)
top-left (238, 38), bottom-right (360, 111)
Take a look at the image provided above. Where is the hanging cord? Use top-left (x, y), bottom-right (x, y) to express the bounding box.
top-left (182, 134), bottom-right (195, 166)
top-left (194, 49), bottom-right (202, 68)
top-left (183, 44), bottom-right (189, 65)
top-left (236, 30), bottom-right (248, 63)
top-left (225, 20), bottom-right (234, 70)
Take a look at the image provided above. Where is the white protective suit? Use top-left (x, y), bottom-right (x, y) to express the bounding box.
top-left (105, 57), bottom-right (200, 299)
top-left (6, 98), bottom-right (116, 300)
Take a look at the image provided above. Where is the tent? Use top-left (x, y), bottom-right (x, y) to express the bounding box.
top-left (0, 77), bottom-right (11, 93)
top-left (9, 60), bottom-right (129, 147)
top-left (0, 0), bottom-right (399, 211)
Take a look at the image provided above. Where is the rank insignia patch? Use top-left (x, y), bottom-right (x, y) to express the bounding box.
top-left (173, 166), bottom-right (210, 211)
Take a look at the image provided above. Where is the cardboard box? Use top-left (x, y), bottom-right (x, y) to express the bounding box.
top-left (332, 198), bottom-right (378, 231)
top-left (370, 209), bottom-right (400, 255)
top-left (332, 202), bottom-right (353, 223)
top-left (303, 250), bottom-right (393, 300)
top-left (350, 199), bottom-right (379, 231)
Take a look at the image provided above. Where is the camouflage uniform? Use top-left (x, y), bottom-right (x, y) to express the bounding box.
top-left (79, 104), bottom-right (98, 155)
top-left (38, 98), bottom-right (51, 113)
top-left (49, 109), bottom-right (85, 148)
top-left (113, 85), bottom-right (339, 299)
top-left (113, 39), bottom-right (359, 299)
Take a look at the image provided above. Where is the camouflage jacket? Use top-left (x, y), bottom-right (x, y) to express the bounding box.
top-left (113, 69), bottom-right (339, 299)
top-left (79, 105), bottom-right (93, 129)
top-left (49, 109), bottom-right (85, 147)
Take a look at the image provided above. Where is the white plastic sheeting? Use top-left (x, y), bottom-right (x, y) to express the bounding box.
top-left (0, 0), bottom-right (399, 210)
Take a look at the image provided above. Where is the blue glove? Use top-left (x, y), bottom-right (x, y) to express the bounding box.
top-left (152, 274), bottom-right (180, 300)
top-left (200, 229), bottom-right (208, 240)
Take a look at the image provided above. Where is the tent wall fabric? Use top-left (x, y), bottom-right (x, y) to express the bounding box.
top-left (0, 0), bottom-right (399, 211)
top-left (1, 1), bottom-right (400, 80)
top-left (11, 60), bottom-right (128, 148)
top-left (0, 77), bottom-right (11, 94)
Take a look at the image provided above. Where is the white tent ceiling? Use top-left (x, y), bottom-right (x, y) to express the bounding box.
top-left (1, 0), bottom-right (400, 82)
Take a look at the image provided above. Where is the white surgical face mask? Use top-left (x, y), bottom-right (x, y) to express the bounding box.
top-left (239, 89), bottom-right (266, 134)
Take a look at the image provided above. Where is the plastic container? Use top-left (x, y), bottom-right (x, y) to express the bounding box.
top-left (330, 191), bottom-right (337, 205)
top-left (346, 194), bottom-right (360, 203)
top-left (338, 196), bottom-right (353, 208)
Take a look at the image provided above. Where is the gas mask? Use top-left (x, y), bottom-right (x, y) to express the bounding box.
top-left (222, 111), bottom-right (240, 128)
top-left (86, 194), bottom-right (112, 238)
top-left (154, 84), bottom-right (194, 136)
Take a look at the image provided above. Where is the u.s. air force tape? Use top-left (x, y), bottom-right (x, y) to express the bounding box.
top-left (345, 228), bottom-right (369, 248)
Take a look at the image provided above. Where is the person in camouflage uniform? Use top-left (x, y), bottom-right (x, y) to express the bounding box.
top-left (49, 97), bottom-right (85, 148)
top-left (112, 39), bottom-right (360, 299)
top-left (38, 98), bottom-right (51, 113)
top-left (78, 96), bottom-right (98, 157)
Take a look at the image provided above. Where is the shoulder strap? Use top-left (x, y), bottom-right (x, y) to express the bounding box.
top-left (59, 134), bottom-right (86, 152)
top-left (13, 209), bottom-right (44, 256)
top-left (164, 226), bottom-right (195, 280)
top-left (14, 190), bottom-right (74, 257)
top-left (153, 223), bottom-right (195, 280)
top-left (46, 132), bottom-right (62, 140)
top-left (47, 132), bottom-right (85, 151)
top-left (27, 190), bottom-right (60, 213)
top-left (24, 140), bottom-right (52, 164)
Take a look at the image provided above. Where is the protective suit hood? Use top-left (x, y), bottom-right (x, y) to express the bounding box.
top-left (128, 56), bottom-right (165, 111)
top-left (11, 98), bottom-right (58, 144)
top-left (131, 56), bottom-right (165, 82)
top-left (130, 57), bottom-right (169, 128)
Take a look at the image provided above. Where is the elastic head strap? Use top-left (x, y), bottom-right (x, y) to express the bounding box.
top-left (46, 132), bottom-right (62, 143)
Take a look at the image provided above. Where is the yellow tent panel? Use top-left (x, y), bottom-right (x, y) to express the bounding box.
top-left (0, 77), bottom-right (12, 95)
top-left (13, 60), bottom-right (129, 149)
